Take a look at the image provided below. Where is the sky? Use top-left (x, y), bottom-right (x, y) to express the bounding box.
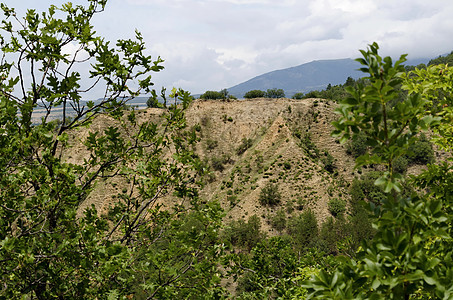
top-left (4, 0), bottom-right (453, 95)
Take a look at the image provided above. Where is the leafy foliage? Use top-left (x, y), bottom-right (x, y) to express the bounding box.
top-left (305, 42), bottom-right (452, 299)
top-left (244, 89), bottom-right (266, 99)
top-left (265, 88), bottom-right (285, 98)
top-left (327, 198), bottom-right (346, 217)
top-left (258, 182), bottom-right (282, 206)
top-left (270, 209), bottom-right (287, 232)
top-left (221, 215), bottom-right (264, 251)
top-left (200, 90), bottom-right (225, 100)
top-left (0, 2), bottom-right (226, 298)
top-left (292, 92), bottom-right (305, 99)
top-left (287, 209), bottom-right (318, 251)
top-left (233, 236), bottom-right (300, 298)
top-left (346, 131), bottom-right (368, 157)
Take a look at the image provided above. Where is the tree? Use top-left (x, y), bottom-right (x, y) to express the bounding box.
top-left (305, 42), bottom-right (452, 299)
top-left (259, 182), bottom-right (282, 206)
top-left (244, 89), bottom-right (265, 99)
top-left (0, 1), bottom-right (225, 298)
top-left (287, 209), bottom-right (318, 251)
top-left (292, 92), bottom-right (305, 100)
top-left (265, 88), bottom-right (285, 98)
top-left (200, 90), bottom-right (224, 100)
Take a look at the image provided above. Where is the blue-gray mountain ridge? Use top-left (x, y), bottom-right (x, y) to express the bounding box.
top-left (226, 57), bottom-right (428, 98)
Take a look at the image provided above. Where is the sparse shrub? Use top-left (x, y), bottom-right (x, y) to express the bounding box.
top-left (259, 183), bottom-right (282, 206)
top-left (227, 195), bottom-right (238, 207)
top-left (327, 198), bottom-right (346, 217)
top-left (321, 151), bottom-right (336, 173)
top-left (193, 124), bottom-right (201, 132)
top-left (244, 89), bottom-right (266, 99)
top-left (236, 138), bottom-right (253, 155)
top-left (300, 132), bottom-right (320, 158)
top-left (206, 139), bottom-right (218, 151)
top-left (265, 88), bottom-right (285, 98)
top-left (211, 155), bottom-right (233, 171)
top-left (211, 157), bottom-right (225, 171)
top-left (200, 115), bottom-right (210, 126)
top-left (286, 199), bottom-right (295, 214)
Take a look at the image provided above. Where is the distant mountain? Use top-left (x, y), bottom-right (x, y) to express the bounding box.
top-left (227, 57), bottom-right (429, 98)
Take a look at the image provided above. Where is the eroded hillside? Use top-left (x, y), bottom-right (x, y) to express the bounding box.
top-left (67, 98), bottom-right (358, 231)
top-left (185, 98), bottom-right (355, 232)
top-left (66, 96), bottom-right (440, 235)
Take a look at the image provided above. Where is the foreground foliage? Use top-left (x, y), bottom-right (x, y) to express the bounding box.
top-left (0, 1), bottom-right (225, 298)
top-left (305, 43), bottom-right (453, 299)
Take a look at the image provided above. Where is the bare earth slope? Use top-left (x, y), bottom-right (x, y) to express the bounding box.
top-left (184, 97), bottom-right (354, 233)
top-left (71, 97), bottom-right (432, 234)
top-left (67, 98), bottom-right (356, 231)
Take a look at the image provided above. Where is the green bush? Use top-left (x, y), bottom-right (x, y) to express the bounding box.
top-left (407, 133), bottom-right (435, 164)
top-left (221, 215), bottom-right (264, 251)
top-left (350, 172), bottom-right (386, 205)
top-left (346, 131), bottom-right (368, 157)
top-left (270, 209), bottom-right (287, 232)
top-left (393, 155), bottom-right (408, 174)
top-left (304, 91), bottom-right (320, 98)
top-left (259, 183), bottom-right (282, 206)
top-left (321, 151), bottom-right (336, 173)
top-left (287, 209), bottom-right (318, 250)
top-left (244, 89), bottom-right (266, 99)
top-left (327, 198), bottom-right (346, 217)
top-left (265, 88), bottom-right (285, 98)
top-left (292, 92), bottom-right (305, 100)
top-left (200, 90), bottom-right (225, 100)
top-left (146, 96), bottom-right (161, 108)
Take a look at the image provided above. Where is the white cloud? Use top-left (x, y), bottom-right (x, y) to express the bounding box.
top-left (4, 0), bottom-right (453, 94)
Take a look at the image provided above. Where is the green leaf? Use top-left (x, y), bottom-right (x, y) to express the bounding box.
top-left (423, 275), bottom-right (438, 286)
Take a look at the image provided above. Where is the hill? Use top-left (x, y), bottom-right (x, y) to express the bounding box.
top-left (74, 97), bottom-right (433, 235)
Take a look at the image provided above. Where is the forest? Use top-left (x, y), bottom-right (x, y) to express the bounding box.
top-left (0, 1), bottom-right (452, 299)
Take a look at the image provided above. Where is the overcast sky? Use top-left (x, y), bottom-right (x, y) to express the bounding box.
top-left (5, 0), bottom-right (453, 94)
